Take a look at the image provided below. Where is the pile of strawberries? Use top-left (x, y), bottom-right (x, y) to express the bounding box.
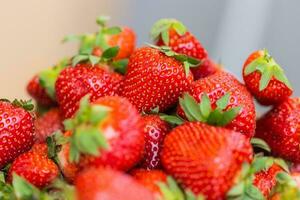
top-left (0, 16), bottom-right (299, 200)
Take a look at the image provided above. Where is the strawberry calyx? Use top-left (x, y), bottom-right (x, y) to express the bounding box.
top-left (63, 95), bottom-right (111, 163)
top-left (148, 44), bottom-right (201, 76)
top-left (151, 18), bottom-right (187, 45)
top-left (270, 172), bottom-right (300, 199)
top-left (39, 58), bottom-right (70, 101)
top-left (179, 92), bottom-right (241, 126)
top-left (250, 138), bottom-right (271, 152)
top-left (227, 156), bottom-right (288, 200)
top-left (46, 131), bottom-right (69, 165)
top-left (0, 99), bottom-right (35, 111)
top-left (244, 49), bottom-right (292, 91)
top-left (157, 176), bottom-right (205, 200)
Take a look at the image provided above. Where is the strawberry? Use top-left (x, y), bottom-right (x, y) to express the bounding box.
top-left (243, 49), bottom-right (292, 105)
top-left (0, 100), bottom-right (35, 169)
top-left (64, 95), bottom-right (144, 171)
top-left (27, 75), bottom-right (56, 107)
top-left (139, 115), bottom-right (171, 169)
top-left (34, 108), bottom-right (63, 143)
top-left (75, 167), bottom-right (155, 200)
top-left (190, 58), bottom-right (220, 80)
top-left (7, 150), bottom-right (59, 188)
top-left (176, 71), bottom-right (256, 137)
top-left (151, 18), bottom-right (207, 60)
top-left (131, 169), bottom-right (167, 195)
top-left (256, 97), bottom-right (300, 163)
top-left (55, 64), bottom-right (121, 118)
top-left (119, 46), bottom-right (197, 113)
top-left (30, 143), bottom-right (48, 156)
top-left (161, 122), bottom-right (252, 200)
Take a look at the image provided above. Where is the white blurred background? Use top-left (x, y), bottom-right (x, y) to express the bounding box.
top-left (0, 0), bottom-right (299, 99)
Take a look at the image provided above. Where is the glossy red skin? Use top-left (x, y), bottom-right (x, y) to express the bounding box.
top-left (253, 164), bottom-right (283, 197)
top-left (108, 26), bottom-right (136, 60)
top-left (8, 151), bottom-right (59, 188)
top-left (55, 65), bottom-right (121, 118)
top-left (243, 50), bottom-right (292, 105)
top-left (0, 101), bottom-right (35, 168)
top-left (177, 71), bottom-right (256, 137)
top-left (190, 58), bottom-right (220, 80)
top-left (119, 47), bottom-right (193, 113)
top-left (157, 29), bottom-right (208, 60)
top-left (161, 122), bottom-right (253, 200)
top-left (79, 96), bottom-right (144, 171)
top-left (139, 115), bottom-right (170, 169)
top-left (75, 167), bottom-right (155, 200)
top-left (131, 169), bottom-right (167, 195)
top-left (30, 143), bottom-right (48, 155)
top-left (256, 98), bottom-right (300, 162)
top-left (34, 108), bottom-right (63, 143)
top-left (27, 75), bottom-right (56, 107)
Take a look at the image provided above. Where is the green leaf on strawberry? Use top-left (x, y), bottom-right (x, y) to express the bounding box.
top-left (250, 138), bottom-right (271, 152)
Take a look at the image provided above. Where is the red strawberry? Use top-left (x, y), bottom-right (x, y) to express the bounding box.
top-left (75, 167), bottom-right (155, 200)
top-left (139, 115), bottom-right (170, 169)
top-left (177, 71), bottom-right (256, 137)
top-left (119, 46), bottom-right (195, 112)
top-left (31, 143), bottom-right (48, 156)
top-left (55, 64), bottom-right (121, 118)
top-left (161, 122), bottom-right (253, 200)
top-left (131, 169), bottom-right (167, 195)
top-left (190, 58), bottom-right (220, 80)
top-left (243, 49), bottom-right (292, 105)
top-left (34, 108), bottom-right (63, 143)
top-left (256, 97), bottom-right (300, 162)
top-left (65, 96), bottom-right (144, 172)
top-left (0, 100), bottom-right (35, 168)
top-left (151, 18), bottom-right (207, 60)
top-left (7, 150), bottom-right (59, 188)
top-left (27, 75), bottom-right (55, 107)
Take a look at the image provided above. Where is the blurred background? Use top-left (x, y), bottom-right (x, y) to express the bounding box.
top-left (0, 0), bottom-right (299, 100)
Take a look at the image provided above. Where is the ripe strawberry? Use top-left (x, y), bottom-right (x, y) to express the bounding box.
top-left (7, 150), bottom-right (59, 188)
top-left (190, 58), bottom-right (220, 80)
top-left (55, 65), bottom-right (121, 118)
top-left (34, 108), bottom-right (63, 143)
top-left (243, 49), bottom-right (292, 105)
top-left (75, 167), bottom-right (155, 200)
top-left (27, 75), bottom-right (55, 107)
top-left (177, 71), bottom-right (256, 137)
top-left (0, 100), bottom-right (35, 169)
top-left (65, 96), bottom-right (144, 172)
top-left (119, 46), bottom-right (195, 112)
top-left (139, 115), bottom-right (170, 169)
top-left (161, 122), bottom-right (253, 200)
top-left (131, 169), bottom-right (167, 195)
top-left (151, 18), bottom-right (207, 60)
top-left (256, 97), bottom-right (300, 163)
top-left (30, 143), bottom-right (48, 155)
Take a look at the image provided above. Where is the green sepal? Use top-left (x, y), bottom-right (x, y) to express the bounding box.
top-left (46, 131), bottom-right (69, 165)
top-left (250, 138), bottom-right (271, 152)
top-left (150, 18), bottom-right (187, 45)
top-left (72, 55), bottom-right (89, 67)
top-left (96, 15), bottom-right (110, 27)
top-left (159, 114), bottom-right (185, 126)
top-left (111, 59), bottom-right (128, 74)
top-left (103, 26), bottom-right (122, 35)
top-left (0, 174), bottom-right (14, 200)
top-left (101, 46), bottom-right (120, 60)
top-left (11, 99), bottom-right (34, 111)
top-left (271, 172), bottom-right (300, 200)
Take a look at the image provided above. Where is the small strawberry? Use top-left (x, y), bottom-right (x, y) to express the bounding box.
top-left (131, 169), bottom-right (167, 195)
top-left (34, 108), bottom-right (63, 143)
top-left (0, 99), bottom-right (35, 169)
top-left (64, 95), bottom-right (144, 171)
top-left (139, 115), bottom-right (171, 169)
top-left (161, 122), bottom-right (252, 200)
top-left (256, 97), bottom-right (300, 163)
top-left (151, 18), bottom-right (207, 60)
top-left (243, 49), bottom-right (292, 105)
top-left (176, 71), bottom-right (256, 137)
top-left (119, 46), bottom-right (197, 113)
top-left (7, 150), bottom-right (59, 188)
top-left (75, 167), bottom-right (155, 200)
top-left (190, 58), bottom-right (220, 80)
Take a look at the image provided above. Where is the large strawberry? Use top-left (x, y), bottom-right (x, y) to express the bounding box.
top-left (139, 115), bottom-right (171, 169)
top-left (75, 167), bottom-right (155, 200)
top-left (0, 100), bottom-right (35, 169)
top-left (119, 46), bottom-right (198, 112)
top-left (64, 95), bottom-right (144, 171)
top-left (243, 49), bottom-right (292, 105)
top-left (256, 97), bottom-right (300, 163)
top-left (176, 71), bottom-right (256, 137)
top-left (161, 122), bottom-right (252, 200)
